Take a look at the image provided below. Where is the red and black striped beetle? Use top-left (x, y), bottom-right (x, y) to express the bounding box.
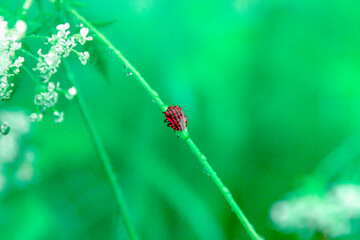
top-left (164, 106), bottom-right (187, 131)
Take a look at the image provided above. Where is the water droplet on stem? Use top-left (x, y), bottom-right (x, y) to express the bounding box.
top-left (125, 71), bottom-right (132, 76)
top-left (0, 122), bottom-right (10, 135)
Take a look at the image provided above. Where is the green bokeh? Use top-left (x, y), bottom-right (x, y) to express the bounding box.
top-left (1, 0), bottom-right (360, 239)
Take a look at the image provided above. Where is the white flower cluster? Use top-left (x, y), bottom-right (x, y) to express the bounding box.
top-left (30, 23), bottom-right (92, 123)
top-left (34, 82), bottom-right (59, 109)
top-left (34, 22), bottom-right (92, 82)
top-left (30, 81), bottom-right (77, 123)
top-left (0, 17), bottom-right (26, 100)
top-left (270, 184), bottom-right (360, 239)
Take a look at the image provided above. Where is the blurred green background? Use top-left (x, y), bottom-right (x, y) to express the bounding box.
top-left (2, 0), bottom-right (360, 239)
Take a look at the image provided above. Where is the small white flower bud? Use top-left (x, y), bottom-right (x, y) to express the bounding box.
top-left (78, 51), bottom-right (90, 65)
top-left (53, 111), bottom-right (64, 123)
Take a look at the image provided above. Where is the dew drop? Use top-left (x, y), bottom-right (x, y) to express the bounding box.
top-left (124, 69), bottom-right (132, 76)
top-left (0, 122), bottom-right (10, 135)
top-left (124, 65), bottom-right (133, 76)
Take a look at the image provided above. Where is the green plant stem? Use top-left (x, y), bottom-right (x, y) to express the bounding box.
top-left (62, 60), bottom-right (140, 240)
top-left (185, 137), bottom-right (263, 240)
top-left (22, 65), bottom-right (39, 85)
top-left (23, 35), bottom-right (48, 40)
top-left (18, 48), bottom-right (38, 61)
top-left (67, 6), bottom-right (263, 240)
top-left (66, 7), bottom-right (168, 112)
top-left (310, 134), bottom-right (360, 184)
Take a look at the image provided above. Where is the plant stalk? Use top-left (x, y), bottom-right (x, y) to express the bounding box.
top-left (62, 60), bottom-right (140, 240)
top-left (67, 6), bottom-right (263, 240)
top-left (184, 135), bottom-right (263, 240)
top-left (66, 7), bottom-right (167, 112)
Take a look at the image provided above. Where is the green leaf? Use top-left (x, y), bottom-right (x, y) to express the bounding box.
top-left (27, 12), bottom-right (59, 35)
top-left (84, 38), bottom-right (111, 85)
top-left (35, 0), bottom-right (44, 11)
top-left (68, 1), bottom-right (88, 8)
top-left (90, 19), bottom-right (117, 29)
